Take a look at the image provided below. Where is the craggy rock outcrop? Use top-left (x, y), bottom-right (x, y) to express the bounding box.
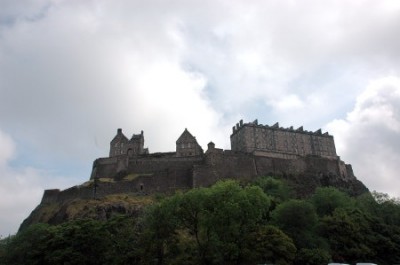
top-left (19, 195), bottom-right (152, 231)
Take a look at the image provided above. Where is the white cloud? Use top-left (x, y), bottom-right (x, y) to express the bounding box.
top-left (0, 129), bottom-right (15, 166)
top-left (0, 0), bottom-right (229, 158)
top-left (1, 0), bottom-right (400, 235)
top-left (270, 94), bottom-right (305, 111)
top-left (0, 129), bottom-right (79, 237)
top-left (326, 76), bottom-right (400, 197)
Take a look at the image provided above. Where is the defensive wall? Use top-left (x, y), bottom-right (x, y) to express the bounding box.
top-left (40, 120), bottom-right (367, 204)
top-left (42, 145), bottom-right (363, 204)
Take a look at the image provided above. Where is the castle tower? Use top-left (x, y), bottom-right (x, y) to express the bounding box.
top-left (126, 130), bottom-right (146, 157)
top-left (176, 128), bottom-right (203, 157)
top-left (110, 128), bottom-right (129, 157)
top-left (110, 129), bottom-right (148, 157)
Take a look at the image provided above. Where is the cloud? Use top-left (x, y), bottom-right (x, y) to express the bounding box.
top-left (0, 0), bottom-right (229, 157)
top-left (0, 128), bottom-right (79, 237)
top-left (1, 0), bottom-right (400, 235)
top-left (326, 76), bottom-right (400, 197)
top-left (0, 129), bottom-right (15, 165)
top-left (2, 0), bottom-right (400, 157)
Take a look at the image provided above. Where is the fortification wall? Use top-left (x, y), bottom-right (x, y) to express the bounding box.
top-left (39, 120), bottom-right (367, 205)
top-left (41, 189), bottom-right (61, 204)
top-left (91, 157), bottom-right (120, 179)
top-left (194, 150), bottom-right (352, 189)
top-left (45, 134), bottom-right (362, 205)
top-left (42, 150), bottom-right (365, 204)
top-left (91, 153), bottom-right (203, 180)
top-left (127, 155), bottom-right (203, 174)
top-left (41, 169), bottom-right (193, 204)
top-left (193, 151), bottom-right (258, 187)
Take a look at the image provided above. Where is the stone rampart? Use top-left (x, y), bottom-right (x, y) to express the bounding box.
top-left (40, 120), bottom-right (366, 204)
top-left (41, 150), bottom-right (365, 204)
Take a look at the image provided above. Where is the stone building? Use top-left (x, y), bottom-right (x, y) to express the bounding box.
top-left (176, 128), bottom-right (204, 157)
top-left (39, 119), bottom-right (367, 205)
top-left (109, 129), bottom-right (149, 157)
top-left (230, 119), bottom-right (337, 159)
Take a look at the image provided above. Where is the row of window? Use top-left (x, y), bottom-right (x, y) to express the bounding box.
top-left (179, 142), bottom-right (194, 149)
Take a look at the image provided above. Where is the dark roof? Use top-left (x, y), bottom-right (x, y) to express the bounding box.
top-left (176, 128), bottom-right (196, 143)
top-left (111, 129), bottom-right (128, 143)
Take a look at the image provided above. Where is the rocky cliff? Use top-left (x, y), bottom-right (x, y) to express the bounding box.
top-left (19, 194), bottom-right (153, 232)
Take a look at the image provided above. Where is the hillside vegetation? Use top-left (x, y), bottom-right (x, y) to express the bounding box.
top-left (1, 177), bottom-right (400, 265)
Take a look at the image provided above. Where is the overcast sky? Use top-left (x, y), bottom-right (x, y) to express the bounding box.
top-left (1, 0), bottom-right (400, 236)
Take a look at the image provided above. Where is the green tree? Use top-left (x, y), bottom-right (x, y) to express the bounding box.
top-left (2, 223), bottom-right (52, 265)
top-left (320, 208), bottom-right (375, 263)
top-left (294, 248), bottom-right (331, 265)
top-left (138, 196), bottom-right (180, 265)
top-left (245, 225), bottom-right (296, 265)
top-left (173, 180), bottom-right (271, 264)
top-left (271, 200), bottom-right (318, 248)
top-left (174, 187), bottom-right (214, 264)
top-left (372, 191), bottom-right (400, 226)
top-left (253, 176), bottom-right (292, 206)
top-left (45, 219), bottom-right (111, 265)
top-left (102, 215), bottom-right (141, 265)
top-left (204, 181), bottom-right (270, 264)
top-left (311, 187), bottom-right (350, 217)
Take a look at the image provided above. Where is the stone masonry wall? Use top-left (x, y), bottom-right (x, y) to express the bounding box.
top-left (231, 120), bottom-right (337, 158)
top-left (42, 150), bottom-right (364, 204)
top-left (40, 121), bottom-right (364, 205)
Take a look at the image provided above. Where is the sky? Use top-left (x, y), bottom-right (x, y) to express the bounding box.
top-left (1, 0), bottom-right (400, 236)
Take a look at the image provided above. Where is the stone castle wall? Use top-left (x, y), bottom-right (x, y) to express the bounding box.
top-left (41, 150), bottom-right (363, 204)
top-left (40, 120), bottom-right (366, 204)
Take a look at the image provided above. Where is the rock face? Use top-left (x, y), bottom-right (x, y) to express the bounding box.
top-left (19, 195), bottom-right (153, 231)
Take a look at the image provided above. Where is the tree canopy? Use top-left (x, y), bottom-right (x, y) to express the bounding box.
top-left (1, 178), bottom-right (400, 265)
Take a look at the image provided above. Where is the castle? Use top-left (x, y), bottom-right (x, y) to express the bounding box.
top-left (41, 119), bottom-right (367, 203)
top-left (230, 119), bottom-right (337, 158)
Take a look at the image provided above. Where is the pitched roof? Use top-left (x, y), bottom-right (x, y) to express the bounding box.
top-left (176, 128), bottom-right (196, 143)
top-left (111, 128), bottom-right (128, 143)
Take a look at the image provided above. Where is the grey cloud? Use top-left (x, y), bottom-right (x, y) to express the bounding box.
top-left (0, 128), bottom-right (79, 236)
top-left (1, 0), bottom-right (400, 235)
top-left (326, 76), bottom-right (400, 197)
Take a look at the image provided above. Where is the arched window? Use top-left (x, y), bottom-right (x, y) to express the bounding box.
top-left (128, 149), bottom-right (133, 157)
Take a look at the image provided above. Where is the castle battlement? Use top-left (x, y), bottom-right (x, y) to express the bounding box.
top-left (230, 119), bottom-right (337, 158)
top-left (38, 119), bottom-right (366, 206)
top-left (231, 119), bottom-right (331, 137)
